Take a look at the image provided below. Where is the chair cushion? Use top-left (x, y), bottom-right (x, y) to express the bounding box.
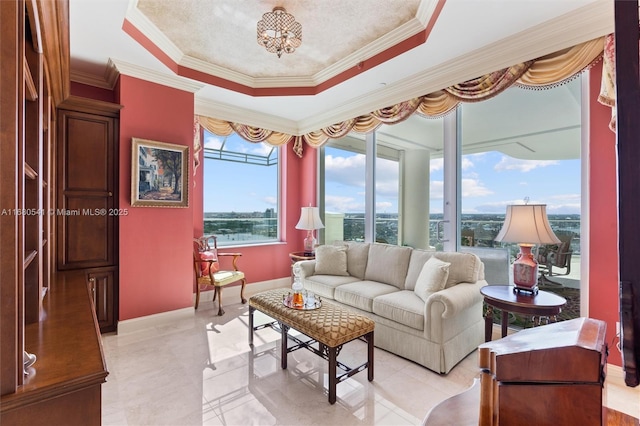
top-left (314, 245), bottom-right (349, 276)
top-left (213, 270), bottom-right (244, 286)
top-left (414, 257), bottom-right (450, 302)
top-left (199, 251), bottom-right (219, 276)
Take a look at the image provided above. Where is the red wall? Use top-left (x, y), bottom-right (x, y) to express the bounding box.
top-left (115, 79), bottom-right (318, 320)
top-left (588, 62), bottom-right (621, 366)
top-left (117, 76), bottom-right (195, 320)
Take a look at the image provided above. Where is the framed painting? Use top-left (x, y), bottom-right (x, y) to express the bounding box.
top-left (131, 138), bottom-right (189, 207)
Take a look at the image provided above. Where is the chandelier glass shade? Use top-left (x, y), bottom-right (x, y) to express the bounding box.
top-left (257, 7), bottom-right (302, 58)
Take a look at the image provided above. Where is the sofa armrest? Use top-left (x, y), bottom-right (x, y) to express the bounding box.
top-left (295, 260), bottom-right (316, 279)
top-left (426, 280), bottom-right (488, 319)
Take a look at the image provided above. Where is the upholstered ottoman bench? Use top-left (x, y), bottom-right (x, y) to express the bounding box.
top-left (248, 288), bottom-right (375, 404)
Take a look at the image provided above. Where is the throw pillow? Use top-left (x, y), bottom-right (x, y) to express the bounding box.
top-left (414, 257), bottom-right (450, 302)
top-left (314, 245), bottom-right (349, 276)
top-left (199, 251), bottom-right (219, 276)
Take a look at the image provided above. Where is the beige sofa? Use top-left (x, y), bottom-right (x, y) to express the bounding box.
top-left (296, 242), bottom-right (488, 374)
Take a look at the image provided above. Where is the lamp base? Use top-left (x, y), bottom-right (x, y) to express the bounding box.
top-left (303, 231), bottom-right (317, 256)
top-left (513, 285), bottom-right (539, 295)
top-left (512, 244), bottom-right (539, 295)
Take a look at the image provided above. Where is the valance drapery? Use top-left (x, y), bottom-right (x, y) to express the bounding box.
top-left (197, 36), bottom-right (605, 158)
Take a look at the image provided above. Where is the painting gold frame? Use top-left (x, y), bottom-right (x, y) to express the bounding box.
top-left (131, 138), bottom-right (189, 207)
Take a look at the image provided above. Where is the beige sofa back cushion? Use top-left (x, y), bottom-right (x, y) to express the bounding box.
top-left (364, 244), bottom-right (412, 289)
top-left (405, 249), bottom-right (436, 290)
top-left (344, 241), bottom-right (370, 280)
top-left (433, 251), bottom-right (482, 288)
top-left (314, 245), bottom-right (349, 276)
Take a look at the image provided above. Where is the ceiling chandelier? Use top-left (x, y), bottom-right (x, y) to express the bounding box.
top-left (257, 7), bottom-right (302, 58)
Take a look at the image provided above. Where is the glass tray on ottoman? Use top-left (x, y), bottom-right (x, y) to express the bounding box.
top-left (282, 293), bottom-right (322, 310)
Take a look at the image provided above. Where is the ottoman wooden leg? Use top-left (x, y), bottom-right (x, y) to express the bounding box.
top-left (328, 346), bottom-right (337, 404)
top-left (366, 331), bottom-right (374, 382)
top-left (280, 323), bottom-right (289, 370)
top-left (248, 306), bottom-right (254, 346)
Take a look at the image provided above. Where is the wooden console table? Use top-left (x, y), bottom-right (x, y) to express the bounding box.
top-left (0, 271), bottom-right (108, 425)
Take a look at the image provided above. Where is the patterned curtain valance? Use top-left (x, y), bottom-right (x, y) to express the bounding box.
top-left (198, 36), bottom-right (605, 158)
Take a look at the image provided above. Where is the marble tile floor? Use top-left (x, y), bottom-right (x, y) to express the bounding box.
top-left (102, 299), bottom-right (639, 426)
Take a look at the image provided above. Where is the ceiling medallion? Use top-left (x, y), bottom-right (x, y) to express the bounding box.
top-left (257, 7), bottom-right (302, 58)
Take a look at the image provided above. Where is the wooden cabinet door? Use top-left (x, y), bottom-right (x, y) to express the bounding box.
top-left (87, 267), bottom-right (116, 333)
top-left (57, 104), bottom-right (118, 270)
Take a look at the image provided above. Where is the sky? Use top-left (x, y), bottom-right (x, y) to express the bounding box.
top-left (203, 132), bottom-right (581, 216)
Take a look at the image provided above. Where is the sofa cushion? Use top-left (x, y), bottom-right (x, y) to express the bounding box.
top-left (372, 290), bottom-right (425, 331)
top-left (343, 241), bottom-right (370, 279)
top-left (314, 245), bottom-right (349, 276)
top-left (303, 275), bottom-right (360, 299)
top-left (334, 281), bottom-right (398, 312)
top-left (405, 249), bottom-right (436, 290)
top-left (433, 252), bottom-right (482, 288)
top-left (364, 244), bottom-right (412, 289)
top-left (414, 257), bottom-right (450, 302)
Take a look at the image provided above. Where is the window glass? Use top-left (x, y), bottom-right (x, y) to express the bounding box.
top-left (202, 131), bottom-right (278, 246)
top-left (375, 156), bottom-right (399, 245)
top-left (323, 145), bottom-right (366, 242)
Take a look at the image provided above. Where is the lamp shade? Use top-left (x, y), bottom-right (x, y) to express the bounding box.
top-left (295, 207), bottom-right (324, 231)
top-left (494, 204), bottom-right (560, 245)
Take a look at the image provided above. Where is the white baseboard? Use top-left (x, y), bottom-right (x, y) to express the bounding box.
top-left (195, 277), bottom-right (289, 305)
top-left (117, 307), bottom-right (194, 335)
top-left (116, 278), bottom-right (289, 335)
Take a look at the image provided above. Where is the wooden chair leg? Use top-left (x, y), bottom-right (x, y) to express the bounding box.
top-left (216, 286), bottom-right (224, 316)
top-left (240, 279), bottom-right (247, 304)
top-left (195, 284), bottom-right (200, 309)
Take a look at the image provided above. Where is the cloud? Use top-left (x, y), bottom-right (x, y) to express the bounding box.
top-left (494, 156), bottom-right (559, 172)
top-left (461, 157), bottom-right (474, 170)
top-left (325, 195), bottom-right (364, 213)
top-left (325, 154), bottom-right (366, 188)
top-left (204, 135), bottom-right (224, 149)
top-left (376, 201), bottom-right (393, 211)
top-left (462, 178), bottom-right (493, 197)
top-left (431, 180), bottom-right (443, 199)
top-left (263, 196), bottom-right (277, 206)
top-left (431, 157), bottom-right (474, 173)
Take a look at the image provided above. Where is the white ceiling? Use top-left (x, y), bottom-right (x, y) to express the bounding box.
top-left (68, 0), bottom-right (614, 157)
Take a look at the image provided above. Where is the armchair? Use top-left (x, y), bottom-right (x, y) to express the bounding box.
top-left (537, 231), bottom-right (574, 284)
top-left (193, 235), bottom-right (246, 316)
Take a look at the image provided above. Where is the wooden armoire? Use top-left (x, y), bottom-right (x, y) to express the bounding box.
top-left (57, 96), bottom-right (121, 333)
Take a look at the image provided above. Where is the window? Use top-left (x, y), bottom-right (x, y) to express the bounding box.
top-left (202, 130), bottom-right (279, 246)
top-left (322, 137), bottom-right (399, 244)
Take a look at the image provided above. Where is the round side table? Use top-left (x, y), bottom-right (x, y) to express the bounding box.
top-left (480, 285), bottom-right (567, 342)
top-left (289, 251), bottom-right (315, 264)
top-left (288, 251), bottom-right (315, 282)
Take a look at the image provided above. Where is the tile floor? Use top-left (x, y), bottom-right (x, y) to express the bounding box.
top-left (102, 298), bottom-right (639, 426)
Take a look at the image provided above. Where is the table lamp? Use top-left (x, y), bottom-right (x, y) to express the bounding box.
top-left (494, 204), bottom-right (560, 294)
top-left (295, 206), bottom-right (324, 256)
